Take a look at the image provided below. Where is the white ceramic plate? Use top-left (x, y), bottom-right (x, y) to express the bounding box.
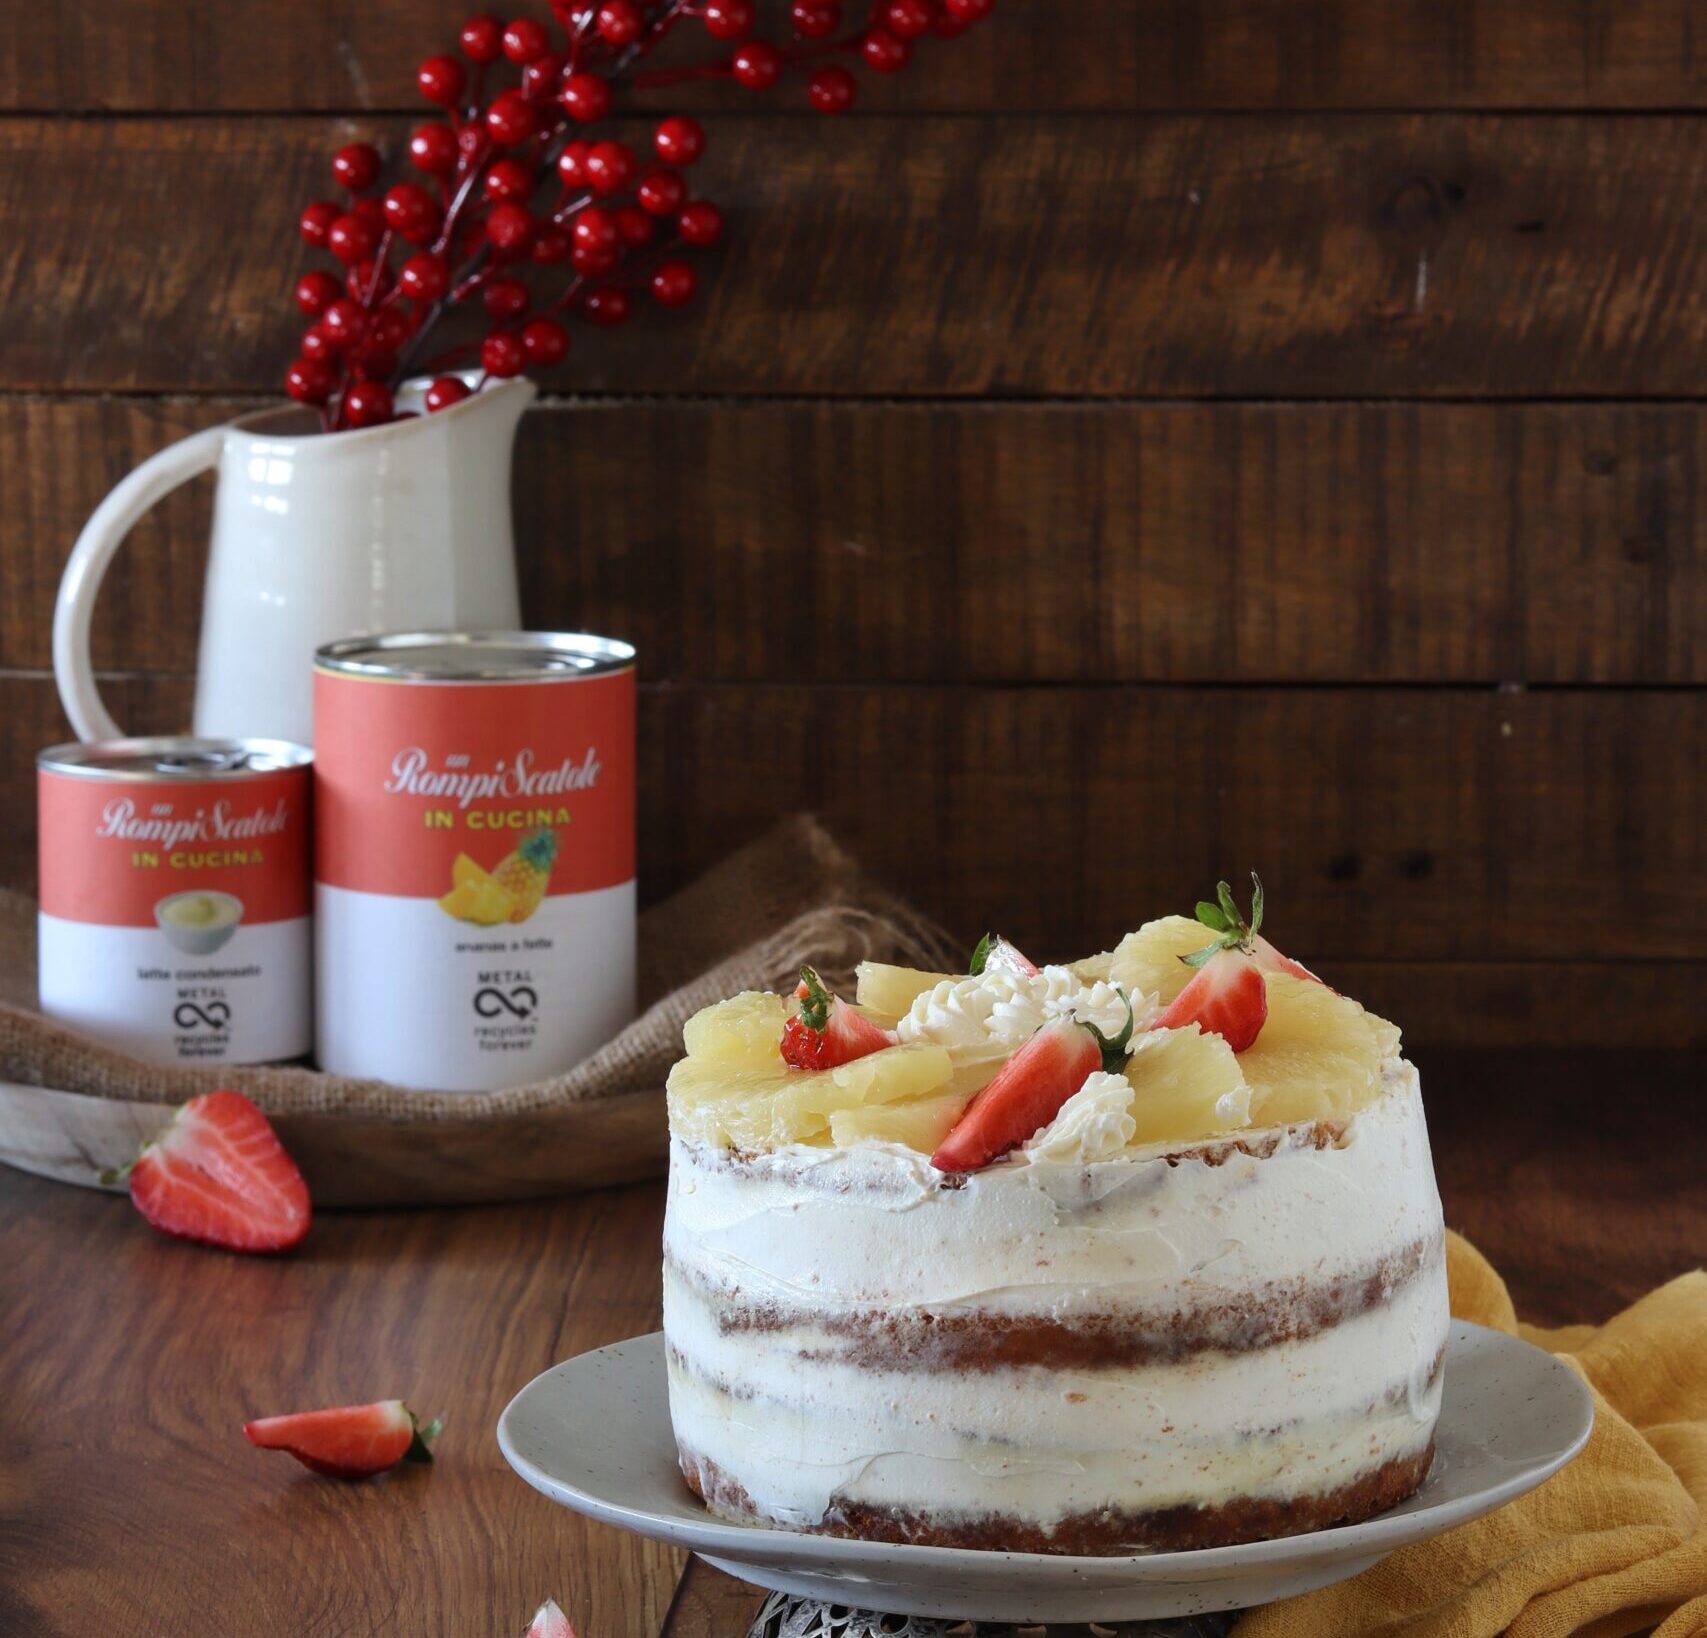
top-left (497, 1320), bottom-right (1592, 1623)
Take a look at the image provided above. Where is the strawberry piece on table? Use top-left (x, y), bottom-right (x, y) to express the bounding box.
top-left (1154, 874), bottom-right (1274, 1050)
top-left (780, 966), bottom-right (894, 1070)
top-left (970, 931), bottom-right (1040, 977)
top-left (525, 1600), bottom-right (577, 1638)
top-left (931, 993), bottom-right (1135, 1172)
top-left (244, 1399), bottom-right (441, 1479)
top-left (103, 1089), bottom-right (310, 1253)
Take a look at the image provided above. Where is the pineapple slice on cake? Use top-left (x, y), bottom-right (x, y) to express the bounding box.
top-left (854, 961), bottom-right (957, 1023)
top-left (1121, 1023), bottom-right (1251, 1147)
top-left (1107, 915), bottom-right (1216, 1007)
top-left (1238, 973), bottom-right (1389, 1125)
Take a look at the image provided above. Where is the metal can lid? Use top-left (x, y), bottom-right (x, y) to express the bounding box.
top-left (37, 736), bottom-right (313, 781)
top-left (315, 630), bottom-right (636, 682)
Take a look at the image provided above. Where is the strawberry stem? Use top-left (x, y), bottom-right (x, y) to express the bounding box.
top-left (1184, 873), bottom-right (1266, 968)
top-left (794, 966), bottom-right (831, 1032)
top-left (969, 933), bottom-right (994, 975)
top-left (406, 1412), bottom-right (443, 1464)
top-left (1081, 989), bottom-right (1135, 1070)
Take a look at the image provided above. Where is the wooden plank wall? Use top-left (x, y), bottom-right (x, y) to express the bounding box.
top-left (3, 1), bottom-right (1703, 1046)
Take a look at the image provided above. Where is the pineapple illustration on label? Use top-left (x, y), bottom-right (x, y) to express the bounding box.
top-left (438, 853), bottom-right (516, 925)
top-left (492, 827), bottom-right (559, 923)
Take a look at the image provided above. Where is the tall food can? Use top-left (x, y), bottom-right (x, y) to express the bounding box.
top-left (313, 632), bottom-right (637, 1092)
top-left (37, 738), bottom-right (313, 1065)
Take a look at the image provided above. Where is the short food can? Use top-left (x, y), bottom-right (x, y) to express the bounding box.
top-left (313, 631), bottom-right (637, 1092)
top-left (37, 737), bottom-right (313, 1065)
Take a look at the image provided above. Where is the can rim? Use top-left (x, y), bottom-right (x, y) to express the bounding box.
top-left (37, 736), bottom-right (313, 781)
top-left (315, 629), bottom-right (636, 682)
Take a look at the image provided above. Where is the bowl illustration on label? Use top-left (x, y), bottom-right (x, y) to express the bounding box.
top-left (155, 889), bottom-right (244, 955)
top-left (439, 828), bottom-right (560, 926)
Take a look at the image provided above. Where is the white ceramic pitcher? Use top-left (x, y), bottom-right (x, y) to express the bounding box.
top-left (54, 375), bottom-right (535, 747)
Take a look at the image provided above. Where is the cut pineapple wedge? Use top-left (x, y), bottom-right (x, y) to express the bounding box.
top-left (1067, 949), bottom-right (1116, 984)
top-left (830, 1088), bottom-right (967, 1152)
top-left (854, 961), bottom-right (957, 1023)
top-left (1239, 973), bottom-right (1386, 1126)
top-left (1108, 916), bottom-right (1218, 1006)
top-left (1121, 1024), bottom-right (1250, 1146)
top-left (682, 991), bottom-right (790, 1067)
top-left (668, 1031), bottom-right (956, 1150)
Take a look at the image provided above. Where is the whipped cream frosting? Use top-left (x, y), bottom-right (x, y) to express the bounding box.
top-left (895, 964), bottom-right (1149, 1055)
top-left (664, 1060), bottom-right (1449, 1535)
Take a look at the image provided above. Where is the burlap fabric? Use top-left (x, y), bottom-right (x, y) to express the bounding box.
top-left (0, 816), bottom-right (959, 1204)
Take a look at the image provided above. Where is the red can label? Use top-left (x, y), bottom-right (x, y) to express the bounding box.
top-left (37, 763), bottom-right (312, 1065)
top-left (313, 663), bottom-right (636, 1092)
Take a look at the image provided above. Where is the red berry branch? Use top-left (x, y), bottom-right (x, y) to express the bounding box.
top-left (287, 0), bottom-right (996, 431)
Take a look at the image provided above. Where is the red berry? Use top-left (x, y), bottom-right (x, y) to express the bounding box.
top-left (331, 142), bottom-right (382, 192)
top-left (886, 0), bottom-right (932, 36)
top-left (615, 203), bottom-right (654, 246)
top-left (793, 0), bottom-right (840, 35)
top-left (861, 26), bottom-right (910, 70)
top-left (596, 0), bottom-right (644, 44)
top-left (409, 123), bottom-right (459, 174)
top-left (486, 91), bottom-right (536, 146)
top-left (557, 139), bottom-right (593, 188)
top-left (808, 65), bottom-right (856, 112)
top-left (942, 0), bottom-right (989, 17)
top-left (731, 40), bottom-right (782, 89)
top-left (327, 212), bottom-right (379, 265)
top-left (383, 182), bottom-right (441, 243)
top-left (931, 9), bottom-right (966, 34)
top-left (531, 225), bottom-right (572, 263)
top-left (572, 205), bottom-right (620, 254)
top-left (295, 269), bottom-right (342, 316)
top-left (459, 13), bottom-right (505, 61)
top-left (654, 116), bottom-right (705, 167)
top-left (637, 168), bottom-right (685, 216)
top-left (520, 315), bottom-right (569, 366)
top-left (399, 252), bottom-right (450, 301)
top-left (484, 158), bottom-right (533, 203)
top-left (503, 16), bottom-right (549, 60)
top-left (650, 259), bottom-right (696, 306)
top-left (520, 52), bottom-right (564, 101)
top-left (424, 376), bottom-right (474, 413)
top-left (321, 298), bottom-right (368, 342)
top-left (285, 355), bottom-right (335, 404)
top-left (483, 276), bottom-right (530, 319)
top-left (299, 199), bottom-right (340, 247)
top-left (417, 54), bottom-right (467, 106)
top-left (581, 285), bottom-right (631, 326)
top-left (584, 140), bottom-right (635, 195)
top-left (559, 72), bottom-right (611, 123)
top-left (367, 307), bottom-right (412, 351)
top-left (352, 196), bottom-right (387, 229)
top-left (702, 0), bottom-right (754, 39)
top-left (571, 242), bottom-right (619, 275)
top-left (300, 324), bottom-right (340, 359)
top-left (487, 201), bottom-right (535, 252)
top-left (342, 380), bottom-right (395, 428)
top-left (481, 330), bottom-right (528, 377)
top-left (677, 200), bottom-right (724, 246)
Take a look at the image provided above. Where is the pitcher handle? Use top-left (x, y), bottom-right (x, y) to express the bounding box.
top-left (53, 425), bottom-right (226, 742)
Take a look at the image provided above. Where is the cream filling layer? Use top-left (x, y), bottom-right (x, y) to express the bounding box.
top-left (667, 1285), bottom-right (1444, 1529)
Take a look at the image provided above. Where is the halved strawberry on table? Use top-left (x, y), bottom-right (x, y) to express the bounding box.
top-left (780, 966), bottom-right (894, 1070)
top-left (931, 993), bottom-right (1135, 1172)
top-left (244, 1399), bottom-right (442, 1479)
top-left (524, 1600), bottom-right (578, 1638)
top-left (101, 1088), bottom-right (310, 1253)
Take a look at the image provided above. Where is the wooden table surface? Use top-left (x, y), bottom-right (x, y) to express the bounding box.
top-left (2, 1047), bottom-right (1701, 1637)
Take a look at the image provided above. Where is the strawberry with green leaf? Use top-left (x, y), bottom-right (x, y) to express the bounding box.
top-left (1154, 875), bottom-right (1273, 1051)
top-left (780, 966), bottom-right (894, 1071)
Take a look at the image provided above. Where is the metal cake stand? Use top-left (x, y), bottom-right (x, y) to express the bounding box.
top-left (744, 1595), bottom-right (1239, 1637)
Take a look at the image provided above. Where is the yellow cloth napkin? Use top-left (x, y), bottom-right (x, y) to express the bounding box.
top-left (1234, 1232), bottom-right (1707, 1638)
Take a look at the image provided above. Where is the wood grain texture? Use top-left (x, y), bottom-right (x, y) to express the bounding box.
top-left (0, 1174), bottom-right (684, 1636)
top-left (8, 0), bottom-right (1707, 114)
top-left (10, 395), bottom-right (1707, 686)
top-left (4, 672), bottom-right (1705, 975)
top-left (13, 115), bottom-right (1707, 397)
